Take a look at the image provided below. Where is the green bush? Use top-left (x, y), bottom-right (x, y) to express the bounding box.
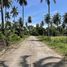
top-left (9, 34), bottom-right (21, 43)
top-left (0, 32), bottom-right (5, 39)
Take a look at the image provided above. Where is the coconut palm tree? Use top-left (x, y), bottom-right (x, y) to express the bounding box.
top-left (4, 0), bottom-right (11, 8)
top-left (41, 0), bottom-right (56, 14)
top-left (0, 0), bottom-right (4, 34)
top-left (4, 0), bottom-right (11, 23)
top-left (18, 17), bottom-right (24, 37)
top-left (0, 0), bottom-right (11, 34)
top-left (17, 0), bottom-right (27, 24)
top-left (0, 0), bottom-right (12, 46)
top-left (41, 0), bottom-right (56, 36)
top-left (11, 6), bottom-right (18, 23)
top-left (11, 6), bottom-right (18, 32)
top-left (4, 0), bottom-right (11, 46)
top-left (52, 13), bottom-right (61, 28)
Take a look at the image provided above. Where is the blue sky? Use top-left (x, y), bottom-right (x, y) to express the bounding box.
top-left (15, 0), bottom-right (67, 26)
top-left (0, 0), bottom-right (67, 27)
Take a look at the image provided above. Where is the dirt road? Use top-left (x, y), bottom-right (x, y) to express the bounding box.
top-left (0, 36), bottom-right (66, 67)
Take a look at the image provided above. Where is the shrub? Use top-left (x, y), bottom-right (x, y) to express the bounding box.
top-left (0, 32), bottom-right (5, 39)
top-left (9, 34), bottom-right (21, 43)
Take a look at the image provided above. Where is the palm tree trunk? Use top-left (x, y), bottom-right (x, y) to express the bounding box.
top-left (5, 8), bottom-right (7, 22)
top-left (14, 16), bottom-right (16, 29)
top-left (14, 16), bottom-right (15, 23)
top-left (5, 7), bottom-right (7, 29)
top-left (21, 4), bottom-right (24, 36)
top-left (48, 4), bottom-right (50, 36)
top-left (1, 0), bottom-right (4, 35)
top-left (22, 4), bottom-right (24, 25)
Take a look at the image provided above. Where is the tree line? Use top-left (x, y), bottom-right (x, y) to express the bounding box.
top-left (29, 13), bottom-right (67, 36)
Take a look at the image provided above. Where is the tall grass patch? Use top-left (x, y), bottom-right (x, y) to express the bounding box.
top-left (38, 36), bottom-right (67, 56)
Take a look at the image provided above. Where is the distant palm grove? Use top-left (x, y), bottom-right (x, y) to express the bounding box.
top-left (0, 0), bottom-right (67, 47)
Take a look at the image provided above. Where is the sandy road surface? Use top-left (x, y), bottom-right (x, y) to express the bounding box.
top-left (0, 36), bottom-right (66, 67)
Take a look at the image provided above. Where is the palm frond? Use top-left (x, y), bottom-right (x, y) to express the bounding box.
top-left (46, 0), bottom-right (50, 5)
top-left (53, 0), bottom-right (56, 3)
top-left (40, 0), bottom-right (43, 3)
top-left (17, 0), bottom-right (27, 6)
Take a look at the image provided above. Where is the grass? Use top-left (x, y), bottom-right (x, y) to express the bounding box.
top-left (38, 36), bottom-right (67, 56)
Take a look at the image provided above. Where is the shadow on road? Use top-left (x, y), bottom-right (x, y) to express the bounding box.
top-left (20, 55), bottom-right (30, 67)
top-left (33, 56), bottom-right (67, 67)
top-left (0, 55), bottom-right (66, 67)
top-left (0, 61), bottom-right (8, 67)
top-left (20, 55), bottom-right (67, 67)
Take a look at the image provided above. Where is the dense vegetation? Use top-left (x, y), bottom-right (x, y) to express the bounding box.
top-left (0, 0), bottom-right (29, 49)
